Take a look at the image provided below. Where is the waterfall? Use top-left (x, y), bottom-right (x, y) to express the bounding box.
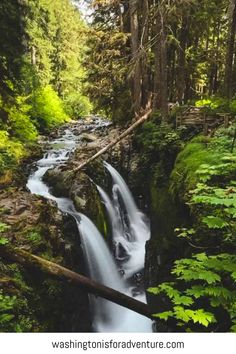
top-left (75, 213), bottom-right (152, 333)
top-left (104, 161), bottom-right (150, 243)
top-left (101, 162), bottom-right (150, 278)
top-left (96, 185), bottom-right (123, 241)
top-left (27, 123), bottom-right (152, 333)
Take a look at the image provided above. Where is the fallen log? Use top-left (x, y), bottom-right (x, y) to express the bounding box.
top-left (73, 108), bottom-right (152, 173)
top-left (0, 244), bottom-right (154, 320)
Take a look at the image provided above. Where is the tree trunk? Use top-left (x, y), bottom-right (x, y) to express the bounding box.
top-left (141, 0), bottom-right (150, 107)
top-left (129, 0), bottom-right (141, 113)
top-left (153, 4), bottom-right (168, 120)
top-left (0, 244), bottom-right (154, 320)
top-left (176, 16), bottom-right (188, 104)
top-left (224, 0), bottom-right (236, 98)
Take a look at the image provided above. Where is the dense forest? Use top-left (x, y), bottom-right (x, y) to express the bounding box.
top-left (1, 0), bottom-right (236, 334)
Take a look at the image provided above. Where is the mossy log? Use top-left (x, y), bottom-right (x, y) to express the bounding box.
top-left (73, 108), bottom-right (152, 173)
top-left (0, 244), bottom-right (154, 320)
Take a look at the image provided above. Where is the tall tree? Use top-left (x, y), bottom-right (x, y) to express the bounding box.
top-left (153, 1), bottom-right (168, 119)
top-left (224, 0), bottom-right (236, 98)
top-left (129, 0), bottom-right (141, 114)
top-left (0, 0), bottom-right (25, 100)
top-left (140, 0), bottom-right (150, 108)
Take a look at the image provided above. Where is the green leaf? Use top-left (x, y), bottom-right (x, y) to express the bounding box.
top-left (202, 216), bottom-right (228, 229)
top-left (173, 306), bottom-right (192, 323)
top-left (0, 314), bottom-right (15, 323)
top-left (153, 311), bottom-right (173, 321)
top-left (191, 309), bottom-right (215, 327)
top-left (0, 223), bottom-right (10, 233)
top-left (147, 287), bottom-right (161, 295)
top-left (231, 271), bottom-right (236, 281)
top-left (174, 295), bottom-right (194, 306)
top-left (186, 285), bottom-right (205, 299)
top-left (0, 237), bottom-right (9, 245)
top-left (230, 324), bottom-right (236, 332)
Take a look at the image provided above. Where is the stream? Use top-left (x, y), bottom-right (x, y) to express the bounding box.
top-left (26, 119), bottom-right (153, 333)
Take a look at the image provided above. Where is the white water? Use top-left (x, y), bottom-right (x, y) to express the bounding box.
top-left (74, 213), bottom-right (151, 332)
top-left (102, 162), bottom-right (150, 278)
top-left (26, 122), bottom-right (152, 333)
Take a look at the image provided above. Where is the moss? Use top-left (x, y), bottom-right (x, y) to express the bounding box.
top-left (150, 180), bottom-right (188, 254)
top-left (95, 199), bottom-right (108, 239)
top-left (170, 129), bottom-right (236, 200)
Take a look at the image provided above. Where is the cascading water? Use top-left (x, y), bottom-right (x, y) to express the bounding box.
top-left (102, 162), bottom-right (150, 278)
top-left (26, 121), bottom-right (152, 333)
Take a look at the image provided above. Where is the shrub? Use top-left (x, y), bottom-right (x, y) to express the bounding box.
top-left (64, 92), bottom-right (92, 118)
top-left (170, 130), bottom-right (235, 198)
top-left (0, 130), bottom-right (25, 176)
top-left (7, 96), bottom-right (38, 143)
top-left (30, 86), bottom-right (70, 131)
top-left (195, 97), bottom-right (229, 113)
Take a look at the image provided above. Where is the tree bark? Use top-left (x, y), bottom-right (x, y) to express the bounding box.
top-left (0, 244), bottom-right (154, 320)
top-left (72, 108), bottom-right (152, 173)
top-left (224, 0), bottom-right (236, 98)
top-left (140, 0), bottom-right (150, 107)
top-left (176, 16), bottom-right (188, 104)
top-left (153, 4), bottom-right (168, 120)
top-left (129, 0), bottom-right (142, 113)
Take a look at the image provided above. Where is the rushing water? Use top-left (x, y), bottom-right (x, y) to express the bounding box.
top-left (27, 121), bottom-right (152, 333)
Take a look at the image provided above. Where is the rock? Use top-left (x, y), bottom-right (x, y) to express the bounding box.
top-left (80, 132), bottom-right (98, 143)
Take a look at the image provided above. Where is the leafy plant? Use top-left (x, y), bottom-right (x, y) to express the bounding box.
top-left (30, 85), bottom-right (70, 131)
top-left (0, 290), bottom-right (34, 332)
top-left (64, 92), bottom-right (92, 118)
top-left (7, 96), bottom-right (38, 142)
top-left (148, 253), bottom-right (236, 332)
top-left (0, 222), bottom-right (9, 244)
top-left (195, 97), bottom-right (229, 113)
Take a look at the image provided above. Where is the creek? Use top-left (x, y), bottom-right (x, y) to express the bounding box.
top-left (26, 119), bottom-right (153, 333)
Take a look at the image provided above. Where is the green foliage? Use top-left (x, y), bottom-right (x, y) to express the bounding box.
top-left (0, 0), bottom-right (26, 98)
top-left (6, 96), bottom-right (38, 142)
top-left (202, 216), bottom-right (229, 229)
top-left (0, 222), bottom-right (9, 245)
top-left (26, 230), bottom-right (43, 249)
top-left (137, 121), bottom-right (182, 156)
top-left (165, 125), bottom-right (236, 332)
top-left (229, 100), bottom-right (236, 114)
top-left (195, 97), bottom-right (236, 115)
top-left (0, 94), bottom-right (38, 181)
top-left (195, 97), bottom-right (229, 113)
top-left (24, 0), bottom-right (89, 107)
top-left (0, 291), bottom-right (34, 332)
top-left (170, 128), bottom-right (236, 198)
top-left (30, 86), bottom-right (70, 131)
top-left (148, 253), bottom-right (236, 331)
top-left (64, 92), bottom-right (92, 118)
top-left (136, 121), bottom-right (182, 185)
top-left (0, 130), bottom-right (25, 177)
top-left (86, 25), bottom-right (132, 121)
